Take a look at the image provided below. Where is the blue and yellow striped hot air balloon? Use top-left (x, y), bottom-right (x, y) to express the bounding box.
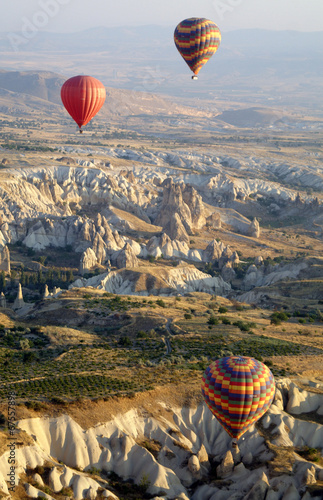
top-left (174, 17), bottom-right (221, 79)
top-left (201, 356), bottom-right (275, 441)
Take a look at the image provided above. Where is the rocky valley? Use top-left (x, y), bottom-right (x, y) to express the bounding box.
top-left (0, 63), bottom-right (322, 500)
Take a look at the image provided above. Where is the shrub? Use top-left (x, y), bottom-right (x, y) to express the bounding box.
top-left (119, 336), bottom-right (132, 346)
top-left (207, 316), bottom-right (219, 326)
top-left (221, 317), bottom-right (231, 325)
top-left (218, 306), bottom-right (228, 314)
top-left (184, 313), bottom-right (192, 320)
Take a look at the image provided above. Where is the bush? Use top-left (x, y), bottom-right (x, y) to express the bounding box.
top-left (218, 306), bottom-right (228, 314)
top-left (221, 317), bottom-right (231, 325)
top-left (271, 311), bottom-right (289, 322)
top-left (207, 316), bottom-right (219, 326)
top-left (184, 313), bottom-right (192, 320)
top-left (119, 336), bottom-right (132, 346)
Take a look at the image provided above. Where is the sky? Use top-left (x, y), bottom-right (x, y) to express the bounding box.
top-left (2, 0), bottom-right (323, 33)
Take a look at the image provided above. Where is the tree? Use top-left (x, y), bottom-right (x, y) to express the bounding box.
top-left (67, 270), bottom-right (74, 282)
top-left (0, 271), bottom-right (6, 292)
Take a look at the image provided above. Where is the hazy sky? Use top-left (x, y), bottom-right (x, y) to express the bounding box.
top-left (2, 0), bottom-right (323, 33)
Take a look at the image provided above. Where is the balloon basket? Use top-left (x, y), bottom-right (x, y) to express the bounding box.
top-left (192, 75), bottom-right (198, 80)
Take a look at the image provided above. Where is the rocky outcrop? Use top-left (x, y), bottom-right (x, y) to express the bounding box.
top-left (248, 218), bottom-right (260, 238)
top-left (255, 256), bottom-right (264, 266)
top-left (0, 245), bottom-right (10, 273)
top-left (242, 259), bottom-right (309, 292)
top-left (203, 240), bottom-right (226, 262)
top-left (221, 262), bottom-right (236, 282)
top-left (21, 215), bottom-right (124, 265)
top-left (182, 185), bottom-right (206, 229)
top-left (13, 283), bottom-right (25, 310)
top-left (115, 243), bottom-right (139, 269)
top-left (6, 378), bottom-right (323, 500)
top-left (70, 264), bottom-right (231, 296)
top-left (206, 212), bottom-right (222, 229)
top-left (163, 213), bottom-right (190, 244)
top-left (144, 233), bottom-right (190, 260)
top-left (79, 248), bottom-right (97, 275)
top-left (0, 292), bottom-right (6, 308)
top-left (155, 179), bottom-right (206, 239)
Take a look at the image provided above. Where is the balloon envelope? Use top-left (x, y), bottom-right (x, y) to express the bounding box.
top-left (174, 18), bottom-right (221, 76)
top-left (61, 75), bottom-right (106, 130)
top-left (201, 356), bottom-right (275, 440)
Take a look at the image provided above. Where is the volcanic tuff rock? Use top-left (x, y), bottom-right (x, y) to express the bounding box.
top-left (242, 259), bottom-right (309, 292)
top-left (163, 213), bottom-right (190, 244)
top-left (221, 261), bottom-right (236, 282)
top-left (115, 242), bottom-right (139, 269)
top-left (248, 218), bottom-right (260, 238)
top-left (1, 379), bottom-right (321, 500)
top-left (79, 248), bottom-right (98, 275)
top-left (155, 179), bottom-right (206, 237)
top-left (19, 215), bottom-right (125, 263)
top-left (0, 244), bottom-right (10, 273)
top-left (70, 264), bottom-right (231, 296)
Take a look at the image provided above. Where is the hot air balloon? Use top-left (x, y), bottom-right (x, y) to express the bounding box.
top-left (61, 75), bottom-right (106, 133)
top-left (201, 356), bottom-right (275, 442)
top-left (174, 18), bottom-right (221, 79)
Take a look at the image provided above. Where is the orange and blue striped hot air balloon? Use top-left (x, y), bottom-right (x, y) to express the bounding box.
top-left (201, 356), bottom-right (275, 440)
top-left (174, 18), bottom-right (221, 79)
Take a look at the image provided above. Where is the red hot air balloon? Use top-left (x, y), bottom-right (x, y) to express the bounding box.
top-left (201, 356), bottom-right (275, 443)
top-left (61, 75), bottom-right (106, 133)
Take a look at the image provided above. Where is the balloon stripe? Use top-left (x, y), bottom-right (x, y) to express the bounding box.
top-left (174, 17), bottom-right (221, 75)
top-left (201, 356), bottom-right (275, 439)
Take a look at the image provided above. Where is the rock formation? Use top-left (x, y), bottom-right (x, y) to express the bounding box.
top-left (43, 284), bottom-right (49, 299)
top-left (155, 179), bottom-right (206, 239)
top-left (255, 256), bottom-right (264, 266)
top-left (206, 212), bottom-right (222, 229)
top-left (71, 263), bottom-right (231, 296)
top-left (79, 248), bottom-right (97, 275)
top-left (163, 213), bottom-right (190, 244)
top-left (13, 283), bottom-right (25, 310)
top-left (0, 292), bottom-right (6, 308)
top-left (219, 246), bottom-right (233, 270)
top-left (0, 379), bottom-right (322, 500)
top-left (182, 185), bottom-right (206, 229)
top-left (0, 245), bottom-right (10, 273)
top-left (221, 262), bottom-right (236, 282)
top-left (203, 240), bottom-right (226, 262)
top-left (115, 243), bottom-right (139, 269)
top-left (248, 218), bottom-right (260, 238)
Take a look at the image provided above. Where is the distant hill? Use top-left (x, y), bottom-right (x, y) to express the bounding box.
top-left (218, 107), bottom-right (284, 128)
top-left (0, 70), bottom-right (65, 104)
top-left (0, 69), bottom-right (213, 124)
top-left (0, 28), bottom-right (322, 110)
